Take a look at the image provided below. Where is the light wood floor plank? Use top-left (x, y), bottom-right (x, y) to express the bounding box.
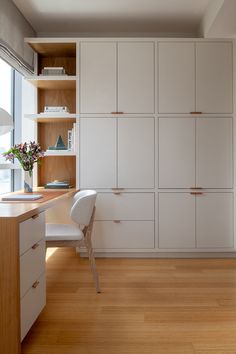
top-left (21, 248), bottom-right (236, 354)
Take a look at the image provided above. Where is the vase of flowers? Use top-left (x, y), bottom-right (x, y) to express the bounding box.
top-left (3, 141), bottom-right (44, 193)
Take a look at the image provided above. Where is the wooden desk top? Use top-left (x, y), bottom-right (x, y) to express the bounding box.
top-left (0, 188), bottom-right (76, 220)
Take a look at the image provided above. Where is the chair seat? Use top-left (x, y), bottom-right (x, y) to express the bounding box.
top-left (46, 223), bottom-right (84, 241)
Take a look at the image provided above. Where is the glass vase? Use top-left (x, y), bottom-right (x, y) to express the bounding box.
top-left (24, 170), bottom-right (33, 193)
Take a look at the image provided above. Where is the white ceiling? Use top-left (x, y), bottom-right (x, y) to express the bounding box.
top-left (12, 0), bottom-right (211, 36)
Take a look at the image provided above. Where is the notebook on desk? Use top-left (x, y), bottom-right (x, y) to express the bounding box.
top-left (2, 194), bottom-right (43, 201)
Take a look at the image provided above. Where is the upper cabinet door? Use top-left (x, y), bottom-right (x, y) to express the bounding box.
top-left (118, 118), bottom-right (155, 188)
top-left (196, 118), bottom-right (233, 188)
top-left (80, 118), bottom-right (116, 188)
top-left (158, 42), bottom-right (195, 114)
top-left (196, 42), bottom-right (233, 114)
top-left (118, 42), bottom-right (155, 114)
top-left (80, 42), bottom-right (116, 114)
top-left (159, 118), bottom-right (195, 188)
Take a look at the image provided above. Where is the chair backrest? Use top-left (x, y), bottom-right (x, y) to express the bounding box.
top-left (70, 190), bottom-right (97, 226)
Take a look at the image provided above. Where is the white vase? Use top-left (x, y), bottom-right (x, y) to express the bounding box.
top-left (24, 170), bottom-right (33, 193)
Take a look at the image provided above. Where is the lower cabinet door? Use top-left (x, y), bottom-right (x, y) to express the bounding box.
top-left (92, 221), bottom-right (154, 249)
top-left (196, 193), bottom-right (234, 248)
top-left (159, 193), bottom-right (195, 249)
top-left (21, 273), bottom-right (46, 341)
top-left (95, 192), bottom-right (154, 221)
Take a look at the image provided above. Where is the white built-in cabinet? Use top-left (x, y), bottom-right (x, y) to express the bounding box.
top-left (76, 38), bottom-right (234, 254)
top-left (93, 192), bottom-right (155, 249)
top-left (80, 117), bottom-right (116, 188)
top-left (158, 42), bottom-right (195, 114)
top-left (196, 42), bottom-right (233, 114)
top-left (158, 41), bottom-right (233, 114)
top-left (80, 41), bottom-right (155, 114)
top-left (159, 193), bottom-right (233, 249)
top-left (159, 117), bottom-right (233, 189)
top-left (80, 42), bottom-right (117, 114)
top-left (80, 117), bottom-right (155, 189)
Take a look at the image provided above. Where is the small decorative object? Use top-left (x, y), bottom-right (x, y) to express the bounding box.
top-left (3, 142), bottom-right (44, 193)
top-left (48, 135), bottom-right (67, 150)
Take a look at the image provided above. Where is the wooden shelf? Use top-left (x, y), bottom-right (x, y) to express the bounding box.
top-left (25, 41), bottom-right (76, 57)
top-left (25, 76), bottom-right (76, 89)
top-left (25, 113), bottom-right (77, 123)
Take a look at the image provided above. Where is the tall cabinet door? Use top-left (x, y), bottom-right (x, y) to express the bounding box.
top-left (196, 193), bottom-right (234, 248)
top-left (118, 118), bottom-right (155, 188)
top-left (80, 118), bottom-right (116, 188)
top-left (159, 193), bottom-right (196, 249)
top-left (159, 118), bottom-right (195, 188)
top-left (80, 42), bottom-right (116, 113)
top-left (196, 42), bottom-right (233, 113)
top-left (118, 42), bottom-right (155, 114)
top-left (196, 118), bottom-right (233, 188)
top-left (158, 42), bottom-right (195, 113)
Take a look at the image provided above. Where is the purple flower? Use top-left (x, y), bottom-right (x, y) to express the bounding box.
top-left (2, 142), bottom-right (45, 172)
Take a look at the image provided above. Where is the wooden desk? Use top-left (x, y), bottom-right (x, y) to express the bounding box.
top-left (0, 189), bottom-right (76, 354)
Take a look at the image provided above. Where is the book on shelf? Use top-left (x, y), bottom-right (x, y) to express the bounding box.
top-left (40, 67), bottom-right (67, 75)
top-left (67, 123), bottom-right (77, 153)
top-left (44, 181), bottom-right (71, 189)
top-left (44, 106), bottom-right (69, 113)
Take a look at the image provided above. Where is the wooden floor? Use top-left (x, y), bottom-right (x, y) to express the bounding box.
top-left (22, 249), bottom-right (236, 354)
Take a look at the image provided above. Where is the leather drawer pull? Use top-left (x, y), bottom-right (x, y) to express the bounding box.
top-left (111, 112), bottom-right (124, 114)
top-left (113, 220), bottom-right (121, 223)
top-left (32, 214), bottom-right (39, 219)
top-left (32, 281), bottom-right (40, 289)
top-left (32, 243), bottom-right (39, 250)
top-left (190, 192), bottom-right (203, 195)
top-left (190, 111), bottom-right (202, 114)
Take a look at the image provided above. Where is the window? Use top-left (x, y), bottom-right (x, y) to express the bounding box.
top-left (0, 57), bottom-right (22, 194)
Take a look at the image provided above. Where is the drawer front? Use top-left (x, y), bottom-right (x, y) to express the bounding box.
top-left (92, 221), bottom-right (154, 249)
top-left (20, 239), bottom-right (46, 298)
top-left (20, 212), bottom-right (45, 255)
top-left (95, 193), bottom-right (154, 220)
top-left (20, 273), bottom-right (46, 341)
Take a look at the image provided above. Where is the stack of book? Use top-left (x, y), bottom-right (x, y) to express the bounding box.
top-left (41, 67), bottom-right (67, 75)
top-left (44, 181), bottom-right (71, 189)
top-left (68, 123), bottom-right (77, 152)
top-left (44, 106), bottom-right (69, 113)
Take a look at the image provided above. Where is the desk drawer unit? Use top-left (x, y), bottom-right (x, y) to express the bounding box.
top-left (20, 273), bottom-right (46, 341)
top-left (93, 192), bottom-right (155, 249)
top-left (19, 212), bottom-right (45, 255)
top-left (19, 212), bottom-right (46, 341)
top-left (20, 239), bottom-right (46, 298)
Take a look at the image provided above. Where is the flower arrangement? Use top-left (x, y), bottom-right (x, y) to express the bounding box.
top-left (3, 141), bottom-right (44, 176)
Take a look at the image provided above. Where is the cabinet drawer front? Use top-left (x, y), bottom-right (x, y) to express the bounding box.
top-left (95, 193), bottom-right (154, 221)
top-left (20, 239), bottom-right (46, 298)
top-left (20, 273), bottom-right (46, 341)
top-left (92, 221), bottom-right (154, 249)
top-left (20, 212), bottom-right (45, 255)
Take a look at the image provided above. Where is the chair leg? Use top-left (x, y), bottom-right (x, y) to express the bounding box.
top-left (84, 239), bottom-right (101, 293)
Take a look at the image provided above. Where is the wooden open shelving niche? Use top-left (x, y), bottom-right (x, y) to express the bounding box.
top-left (26, 41), bottom-right (77, 188)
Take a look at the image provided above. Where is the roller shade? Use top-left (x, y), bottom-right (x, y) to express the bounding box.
top-left (0, 0), bottom-right (35, 73)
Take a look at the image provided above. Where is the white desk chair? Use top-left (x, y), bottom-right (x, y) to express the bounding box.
top-left (45, 190), bottom-right (101, 293)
